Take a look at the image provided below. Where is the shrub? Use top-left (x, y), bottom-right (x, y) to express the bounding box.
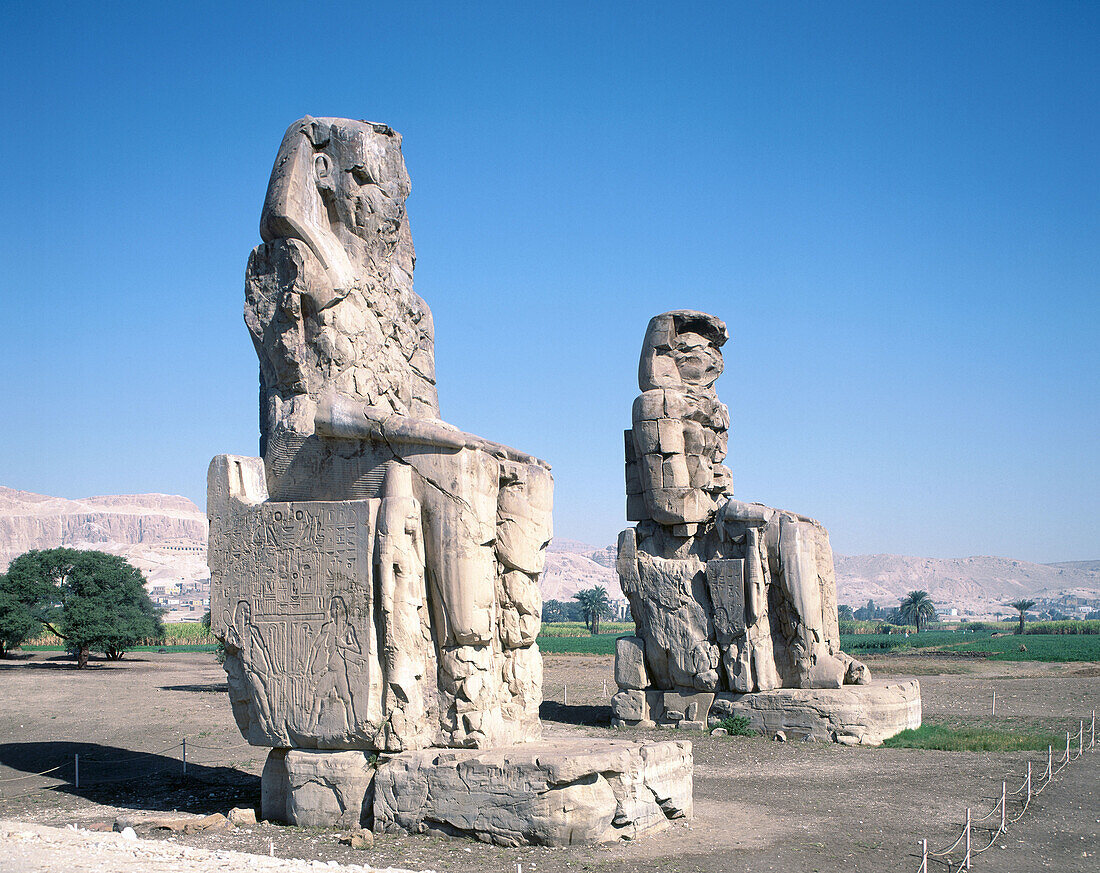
top-left (713, 715), bottom-right (756, 737)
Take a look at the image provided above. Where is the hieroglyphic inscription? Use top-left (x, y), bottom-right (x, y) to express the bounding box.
top-left (211, 500), bottom-right (383, 749)
top-left (705, 559), bottom-right (746, 646)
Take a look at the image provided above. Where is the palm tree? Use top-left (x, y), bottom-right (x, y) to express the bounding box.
top-left (573, 586), bottom-right (613, 635)
top-left (897, 590), bottom-right (937, 633)
top-left (1010, 599), bottom-right (1036, 635)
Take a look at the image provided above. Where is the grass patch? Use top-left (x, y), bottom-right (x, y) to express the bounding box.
top-left (883, 722), bottom-right (1061, 751)
top-left (840, 631), bottom-right (974, 653)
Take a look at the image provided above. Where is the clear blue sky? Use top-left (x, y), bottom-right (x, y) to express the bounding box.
top-left (1, 2), bottom-right (1096, 562)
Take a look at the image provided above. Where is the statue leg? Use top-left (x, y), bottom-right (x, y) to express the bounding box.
top-left (401, 448), bottom-right (502, 746)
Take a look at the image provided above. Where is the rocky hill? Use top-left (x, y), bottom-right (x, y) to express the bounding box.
top-left (833, 553), bottom-right (1100, 617)
top-left (0, 487), bottom-right (208, 595)
top-left (542, 539), bottom-right (620, 602)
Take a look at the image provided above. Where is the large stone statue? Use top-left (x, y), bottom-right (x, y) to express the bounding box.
top-left (207, 118), bottom-right (693, 843)
top-left (210, 117), bottom-right (549, 754)
top-left (613, 311), bottom-right (921, 744)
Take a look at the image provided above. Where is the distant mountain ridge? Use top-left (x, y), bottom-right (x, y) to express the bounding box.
top-left (833, 553), bottom-right (1099, 616)
top-left (0, 487), bottom-right (209, 602)
top-left (546, 539), bottom-right (1100, 616)
top-left (1, 487), bottom-right (1095, 619)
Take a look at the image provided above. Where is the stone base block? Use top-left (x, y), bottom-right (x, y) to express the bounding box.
top-left (614, 680), bottom-right (921, 745)
top-left (710, 681), bottom-right (921, 745)
top-left (261, 749), bottom-right (374, 828)
top-left (373, 738), bottom-right (692, 846)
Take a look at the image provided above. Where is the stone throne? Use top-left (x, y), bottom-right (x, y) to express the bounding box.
top-left (208, 118), bottom-right (692, 843)
top-left (612, 311), bottom-right (922, 744)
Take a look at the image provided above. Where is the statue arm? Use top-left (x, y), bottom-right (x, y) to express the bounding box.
top-left (717, 499), bottom-right (774, 529)
top-left (315, 390), bottom-right (467, 449)
top-left (315, 390), bottom-right (549, 468)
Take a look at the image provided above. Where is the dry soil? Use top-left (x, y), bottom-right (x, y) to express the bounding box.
top-left (0, 650), bottom-right (1096, 873)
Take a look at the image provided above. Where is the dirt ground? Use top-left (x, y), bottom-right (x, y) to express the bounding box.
top-left (1, 650), bottom-right (1096, 873)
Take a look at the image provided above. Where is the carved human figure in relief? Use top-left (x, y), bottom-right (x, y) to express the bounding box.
top-left (224, 600), bottom-right (277, 728)
top-left (306, 596), bottom-right (365, 733)
top-left (619, 310), bottom-right (869, 698)
top-left (376, 463), bottom-right (435, 749)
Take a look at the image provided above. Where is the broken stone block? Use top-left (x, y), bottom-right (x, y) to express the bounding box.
top-left (227, 807), bottom-right (258, 827)
top-left (373, 738), bottom-right (692, 846)
top-left (615, 636), bottom-right (649, 690)
top-left (612, 689), bottom-right (649, 722)
top-left (266, 749), bottom-right (375, 829)
top-left (660, 691), bottom-right (714, 726)
top-left (708, 681), bottom-right (922, 745)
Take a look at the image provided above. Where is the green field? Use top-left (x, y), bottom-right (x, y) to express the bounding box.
top-left (535, 625), bottom-right (1100, 661)
top-left (537, 633), bottom-right (622, 655)
top-left (883, 722), bottom-right (1062, 751)
top-left (839, 630), bottom-right (1100, 661)
top-left (18, 621), bottom-right (1100, 661)
top-left (538, 622), bottom-right (633, 638)
top-left (23, 622), bottom-right (218, 649)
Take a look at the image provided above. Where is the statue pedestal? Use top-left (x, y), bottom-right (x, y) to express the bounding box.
top-left (261, 738), bottom-right (694, 845)
top-left (613, 680), bottom-right (922, 745)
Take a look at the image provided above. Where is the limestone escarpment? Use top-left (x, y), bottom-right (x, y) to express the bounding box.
top-left (0, 487), bottom-right (206, 573)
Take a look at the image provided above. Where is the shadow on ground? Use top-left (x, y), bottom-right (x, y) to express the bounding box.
top-left (161, 683), bottom-right (229, 693)
top-left (0, 654), bottom-right (157, 670)
top-left (0, 742), bottom-right (258, 814)
top-left (539, 701), bottom-right (611, 727)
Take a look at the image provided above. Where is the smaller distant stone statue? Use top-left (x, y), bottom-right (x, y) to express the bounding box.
top-left (613, 311), bottom-right (921, 744)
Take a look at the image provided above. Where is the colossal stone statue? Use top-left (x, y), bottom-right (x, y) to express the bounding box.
top-left (614, 311), bottom-right (921, 744)
top-left (207, 118), bottom-right (694, 843)
top-left (210, 117), bottom-right (550, 754)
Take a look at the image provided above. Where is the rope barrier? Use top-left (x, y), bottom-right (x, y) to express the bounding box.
top-left (915, 713), bottom-right (1097, 873)
top-left (77, 742), bottom-right (183, 764)
top-left (0, 764), bottom-right (66, 783)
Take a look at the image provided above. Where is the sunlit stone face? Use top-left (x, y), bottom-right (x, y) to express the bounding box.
top-left (320, 122), bottom-right (411, 250)
top-left (669, 330), bottom-right (723, 388)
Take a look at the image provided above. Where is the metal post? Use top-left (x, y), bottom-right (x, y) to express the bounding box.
top-left (965, 807), bottom-right (971, 869)
top-left (182, 738), bottom-right (187, 776)
top-left (992, 690), bottom-right (996, 716)
top-left (1026, 760), bottom-right (1031, 805)
top-left (74, 753), bottom-right (79, 789)
top-left (1046, 745), bottom-right (1052, 780)
top-left (564, 683), bottom-right (567, 707)
top-left (1091, 710), bottom-right (1096, 749)
top-left (1000, 782), bottom-right (1006, 834)
top-left (1066, 732), bottom-right (1071, 764)
top-left (919, 839), bottom-right (927, 873)
top-left (1079, 721), bottom-right (1084, 757)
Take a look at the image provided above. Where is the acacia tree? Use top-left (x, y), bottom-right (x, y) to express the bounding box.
top-left (573, 586), bottom-right (613, 635)
top-left (6, 549), bottom-right (163, 667)
top-left (897, 590), bottom-right (937, 633)
top-left (0, 580), bottom-right (39, 657)
top-left (1010, 599), bottom-right (1036, 635)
